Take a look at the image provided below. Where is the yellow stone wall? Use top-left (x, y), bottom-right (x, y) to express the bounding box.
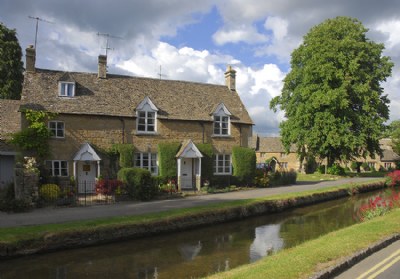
top-left (256, 151), bottom-right (301, 171)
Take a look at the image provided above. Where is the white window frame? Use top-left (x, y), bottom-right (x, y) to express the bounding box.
top-left (58, 82), bottom-right (75, 97)
top-left (134, 152), bottom-right (158, 175)
top-left (48, 121), bottom-right (65, 138)
top-left (47, 160), bottom-right (68, 177)
top-left (281, 162), bottom-right (288, 169)
top-left (213, 154), bottom-right (232, 175)
top-left (384, 162), bottom-right (392, 169)
top-left (213, 103), bottom-right (231, 136)
top-left (137, 110), bottom-right (157, 133)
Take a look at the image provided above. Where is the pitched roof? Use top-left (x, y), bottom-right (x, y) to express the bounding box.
top-left (21, 69), bottom-right (253, 124)
top-left (257, 137), bottom-right (297, 153)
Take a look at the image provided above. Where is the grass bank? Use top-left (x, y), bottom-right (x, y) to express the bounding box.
top-left (0, 179), bottom-right (386, 258)
top-left (207, 209), bottom-right (400, 279)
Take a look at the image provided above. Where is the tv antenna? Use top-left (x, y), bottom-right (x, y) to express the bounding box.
top-left (157, 65), bottom-right (168, 80)
top-left (28, 16), bottom-right (54, 49)
top-left (97, 33), bottom-right (123, 56)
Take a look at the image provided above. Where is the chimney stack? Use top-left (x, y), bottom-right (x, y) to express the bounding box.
top-left (225, 65), bottom-right (236, 91)
top-left (98, 55), bottom-right (107, 79)
top-left (25, 45), bottom-right (36, 72)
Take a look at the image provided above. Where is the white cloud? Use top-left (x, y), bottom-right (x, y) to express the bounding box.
top-left (212, 25), bottom-right (268, 45)
top-left (264, 16), bottom-right (288, 41)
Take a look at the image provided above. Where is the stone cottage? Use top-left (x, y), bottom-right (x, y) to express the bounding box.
top-left (19, 46), bottom-right (253, 192)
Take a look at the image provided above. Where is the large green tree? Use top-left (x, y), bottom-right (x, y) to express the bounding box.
top-left (385, 120), bottom-right (400, 155)
top-left (0, 22), bottom-right (24, 99)
top-left (270, 17), bottom-right (393, 167)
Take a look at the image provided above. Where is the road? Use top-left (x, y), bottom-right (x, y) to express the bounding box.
top-left (334, 240), bottom-right (400, 279)
top-left (0, 177), bottom-right (377, 228)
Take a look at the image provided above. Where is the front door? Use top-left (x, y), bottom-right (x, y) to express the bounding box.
top-left (181, 158), bottom-right (193, 189)
top-left (78, 161), bottom-right (96, 193)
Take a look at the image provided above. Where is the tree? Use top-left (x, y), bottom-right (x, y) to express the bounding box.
top-left (0, 22), bottom-right (24, 99)
top-left (385, 120), bottom-right (400, 155)
top-left (270, 17), bottom-right (393, 167)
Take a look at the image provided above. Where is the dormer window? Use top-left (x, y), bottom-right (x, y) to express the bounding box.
top-left (136, 96), bottom-right (158, 134)
top-left (59, 82), bottom-right (75, 97)
top-left (213, 103), bottom-right (232, 136)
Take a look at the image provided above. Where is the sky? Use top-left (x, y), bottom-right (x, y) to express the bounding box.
top-left (1, 0), bottom-right (400, 136)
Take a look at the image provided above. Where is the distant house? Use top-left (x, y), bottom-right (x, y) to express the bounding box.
top-left (253, 136), bottom-right (301, 172)
top-left (0, 100), bottom-right (21, 188)
top-left (12, 45), bottom-right (253, 192)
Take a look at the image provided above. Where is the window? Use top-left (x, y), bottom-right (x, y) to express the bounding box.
top-left (213, 154), bottom-right (231, 175)
top-left (59, 82), bottom-right (75, 97)
top-left (137, 111), bottom-right (156, 133)
top-left (46, 160), bottom-right (68, 176)
top-left (368, 162), bottom-right (375, 169)
top-left (134, 153), bottom-right (158, 175)
top-left (280, 152), bottom-right (287, 158)
top-left (384, 162), bottom-right (392, 169)
top-left (212, 103), bottom-right (232, 136)
top-left (214, 115), bottom-right (230, 135)
top-left (136, 97), bottom-right (158, 134)
top-left (49, 121), bottom-right (65, 138)
top-left (280, 162), bottom-right (288, 169)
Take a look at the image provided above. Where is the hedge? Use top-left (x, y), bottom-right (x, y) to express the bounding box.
top-left (117, 167), bottom-right (157, 201)
top-left (158, 142), bottom-right (181, 179)
top-left (232, 146), bottom-right (256, 185)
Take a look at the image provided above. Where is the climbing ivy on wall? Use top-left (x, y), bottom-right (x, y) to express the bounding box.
top-left (10, 109), bottom-right (54, 159)
top-left (113, 144), bottom-right (135, 168)
top-left (158, 142), bottom-right (181, 179)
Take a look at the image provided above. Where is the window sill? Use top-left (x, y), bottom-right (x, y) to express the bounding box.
top-left (211, 134), bottom-right (232, 138)
top-left (213, 173), bottom-right (232, 176)
top-left (134, 132), bottom-right (160, 136)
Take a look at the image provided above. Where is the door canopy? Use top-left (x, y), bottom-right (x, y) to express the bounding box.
top-left (176, 140), bottom-right (203, 158)
top-left (73, 142), bottom-right (101, 161)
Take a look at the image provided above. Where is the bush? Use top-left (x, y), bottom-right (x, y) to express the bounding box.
top-left (269, 170), bottom-right (297, 186)
top-left (95, 179), bottom-right (124, 195)
top-left (210, 175), bottom-right (232, 188)
top-left (254, 169), bottom-right (270, 188)
top-left (361, 162), bottom-right (370, 171)
top-left (117, 167), bottom-right (158, 201)
top-left (327, 164), bottom-right (345, 175)
top-left (0, 183), bottom-right (32, 212)
top-left (158, 142), bottom-right (181, 180)
top-left (39, 184), bottom-right (60, 201)
top-left (350, 161), bottom-right (358, 170)
top-left (317, 165), bottom-right (326, 174)
top-left (231, 146), bottom-right (256, 185)
top-left (386, 170), bottom-right (400, 186)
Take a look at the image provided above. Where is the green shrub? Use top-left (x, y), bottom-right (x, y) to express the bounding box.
top-left (350, 161), bottom-right (358, 170)
top-left (210, 175), bottom-right (232, 188)
top-left (361, 162), bottom-right (370, 171)
top-left (39, 184), bottom-right (61, 201)
top-left (117, 167), bottom-right (158, 201)
top-left (158, 142), bottom-right (181, 179)
top-left (196, 143), bottom-right (214, 181)
top-left (254, 169), bottom-right (270, 188)
top-left (327, 164), bottom-right (345, 175)
top-left (269, 170), bottom-right (297, 186)
top-left (232, 146), bottom-right (256, 185)
top-left (317, 165), bottom-right (326, 174)
top-left (0, 183), bottom-right (32, 212)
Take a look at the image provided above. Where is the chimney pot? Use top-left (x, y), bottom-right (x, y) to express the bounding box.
top-left (98, 55), bottom-right (107, 79)
top-left (25, 45), bottom-right (36, 73)
top-left (225, 65), bottom-right (236, 91)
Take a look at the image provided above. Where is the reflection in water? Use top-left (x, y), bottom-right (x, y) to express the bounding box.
top-left (0, 190), bottom-right (390, 279)
top-left (249, 224), bottom-right (283, 262)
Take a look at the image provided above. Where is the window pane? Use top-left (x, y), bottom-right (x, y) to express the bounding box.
top-left (138, 124), bottom-right (146, 131)
top-left (53, 161), bottom-right (60, 176)
top-left (147, 125), bottom-right (155, 132)
top-left (142, 153), bottom-right (149, 167)
top-left (67, 84), bottom-right (74, 96)
top-left (134, 153), bottom-right (141, 167)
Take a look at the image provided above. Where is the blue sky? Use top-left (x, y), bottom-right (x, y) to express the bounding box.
top-left (1, 0), bottom-right (400, 136)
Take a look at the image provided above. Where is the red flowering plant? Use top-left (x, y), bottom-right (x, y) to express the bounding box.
top-left (95, 179), bottom-right (125, 195)
top-left (356, 190), bottom-right (400, 221)
top-left (386, 170), bottom-right (400, 187)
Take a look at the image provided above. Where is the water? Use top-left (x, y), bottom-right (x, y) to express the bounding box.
top-left (0, 190), bottom-right (392, 279)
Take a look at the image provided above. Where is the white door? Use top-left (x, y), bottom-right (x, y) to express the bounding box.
top-left (181, 158), bottom-right (193, 189)
top-left (78, 161), bottom-right (96, 193)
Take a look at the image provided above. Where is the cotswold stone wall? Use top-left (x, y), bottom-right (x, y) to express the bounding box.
top-left (256, 151), bottom-right (301, 171)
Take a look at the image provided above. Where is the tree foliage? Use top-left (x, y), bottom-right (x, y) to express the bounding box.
top-left (385, 120), bottom-right (400, 155)
top-left (0, 22), bottom-right (24, 99)
top-left (270, 17), bottom-right (393, 166)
